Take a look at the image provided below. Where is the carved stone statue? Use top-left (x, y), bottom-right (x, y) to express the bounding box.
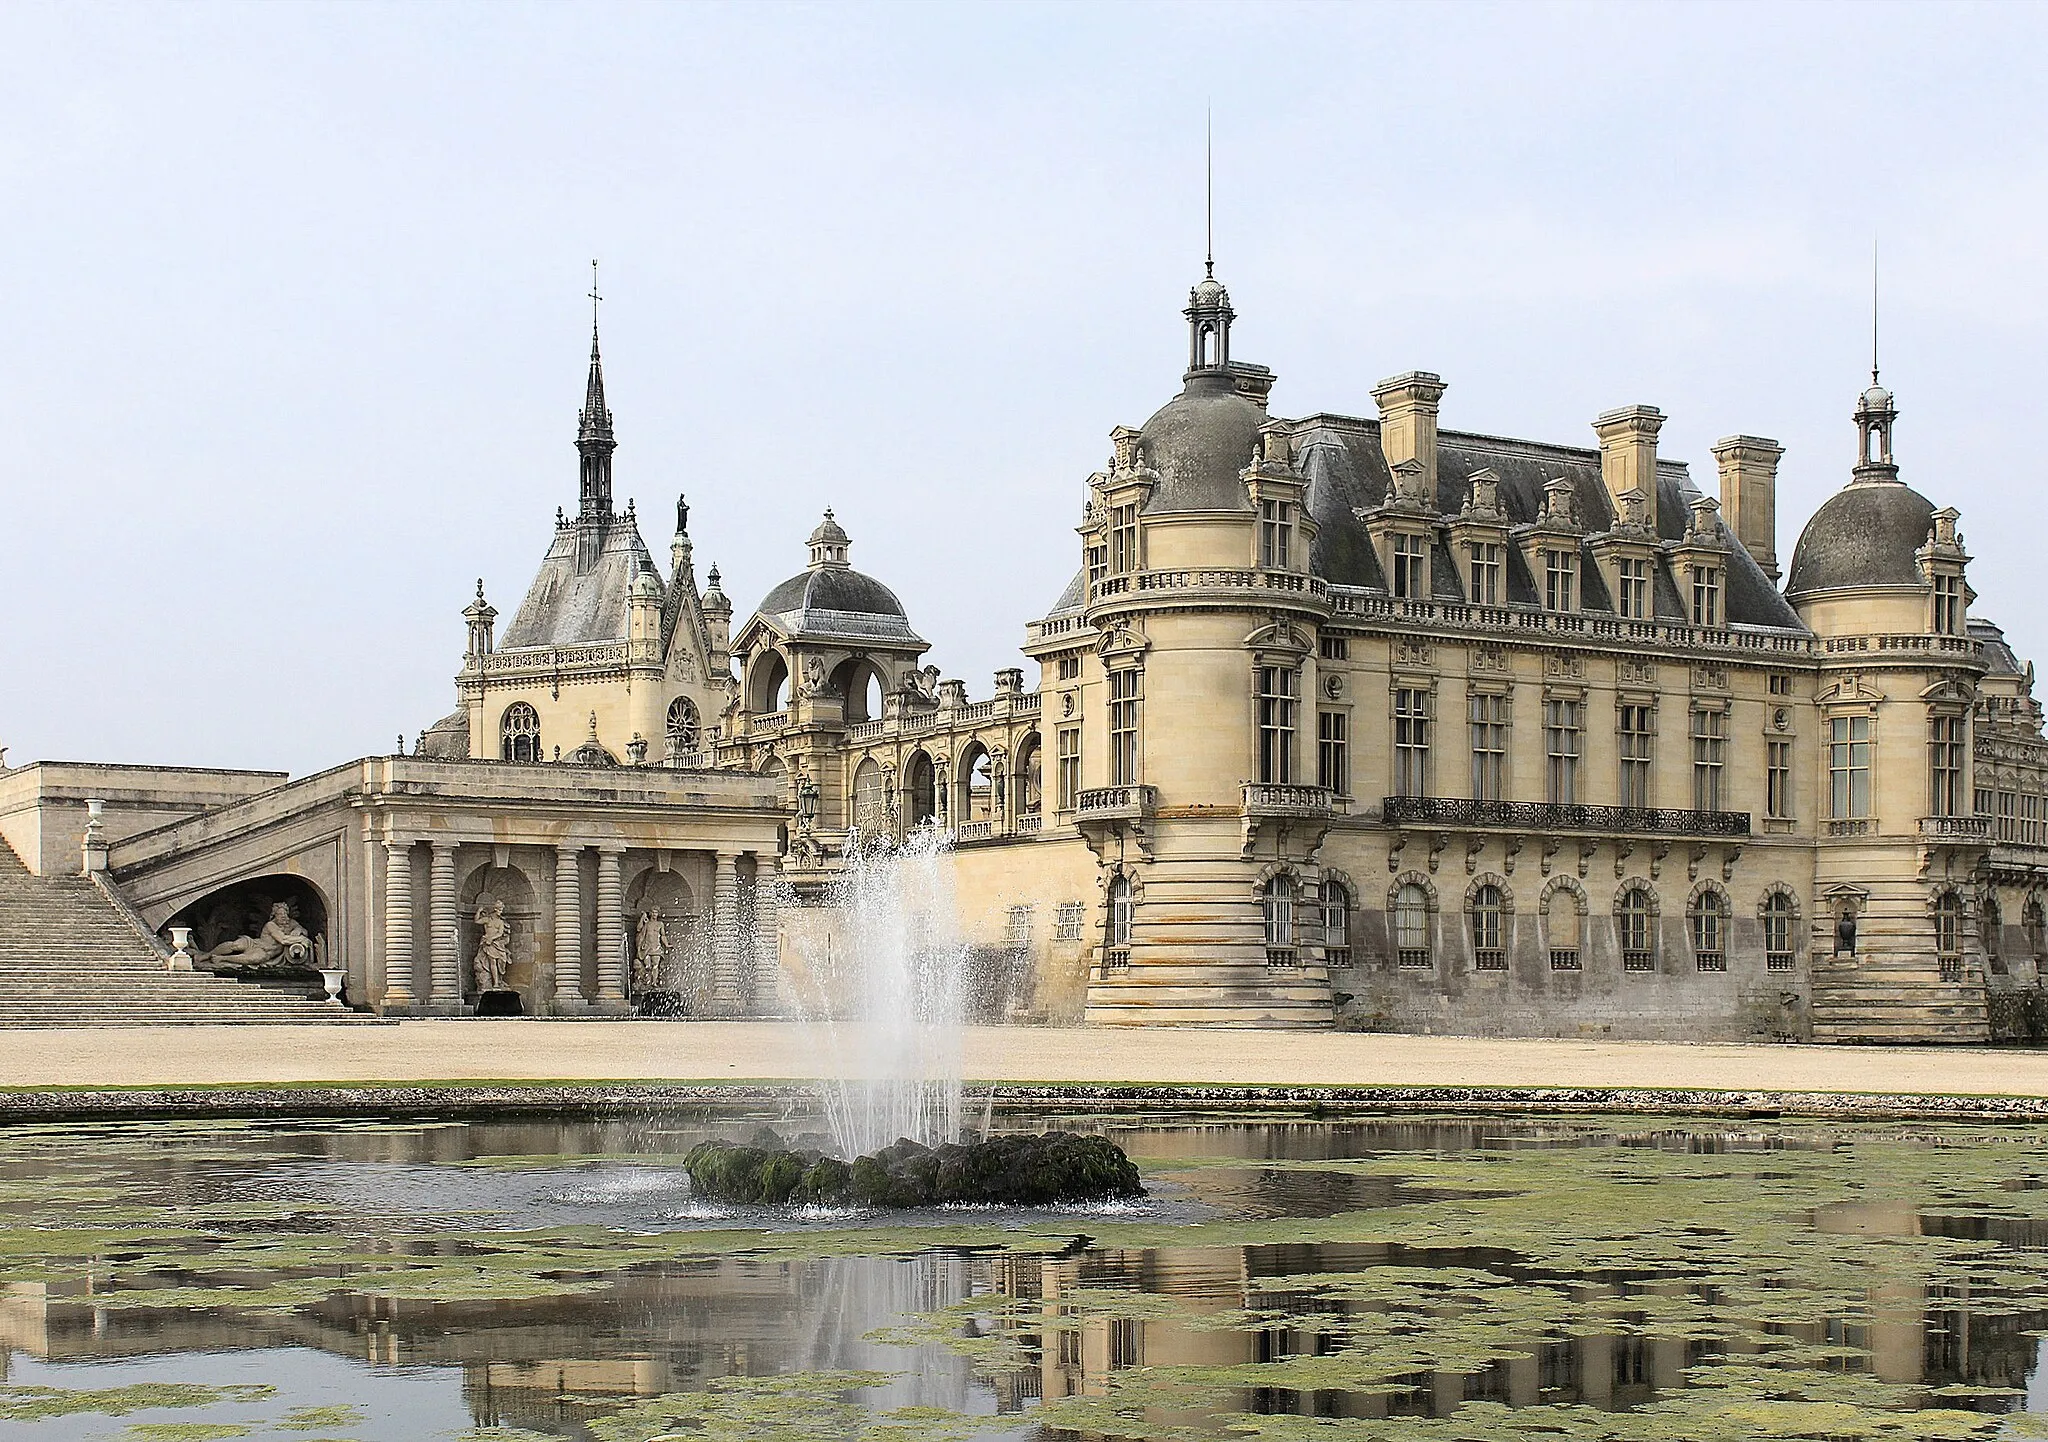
top-left (472, 897), bottom-right (512, 992)
top-left (634, 908), bottom-right (665, 992)
top-left (802, 655), bottom-right (827, 696)
top-left (202, 903), bottom-right (312, 969)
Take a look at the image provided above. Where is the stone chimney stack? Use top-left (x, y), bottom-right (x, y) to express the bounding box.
top-left (1372, 372), bottom-right (1448, 508)
top-left (1710, 435), bottom-right (1785, 583)
top-left (1593, 406), bottom-right (1666, 533)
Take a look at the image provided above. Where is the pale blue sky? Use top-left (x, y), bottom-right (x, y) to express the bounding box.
top-left (3, 1), bottom-right (2046, 772)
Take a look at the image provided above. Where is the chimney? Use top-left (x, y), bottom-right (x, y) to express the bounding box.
top-left (1593, 406), bottom-right (1665, 533)
top-left (1372, 372), bottom-right (1448, 508)
top-left (1711, 435), bottom-right (1785, 583)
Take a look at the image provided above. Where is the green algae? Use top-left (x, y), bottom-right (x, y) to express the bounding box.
top-left (122, 1426), bottom-right (256, 1441)
top-left (581, 1371), bottom-right (985, 1442)
top-left (0, 1383), bottom-right (275, 1421)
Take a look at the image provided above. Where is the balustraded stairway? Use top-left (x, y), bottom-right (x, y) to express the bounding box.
top-left (0, 841), bottom-right (369, 1027)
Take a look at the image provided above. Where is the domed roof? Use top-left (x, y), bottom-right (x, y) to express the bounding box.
top-left (1785, 478), bottom-right (1936, 598)
top-left (1860, 382), bottom-right (1894, 412)
top-left (1137, 372), bottom-right (1263, 514)
top-left (808, 509), bottom-right (850, 547)
top-left (1190, 276), bottom-right (1231, 309)
top-left (757, 566), bottom-right (908, 620)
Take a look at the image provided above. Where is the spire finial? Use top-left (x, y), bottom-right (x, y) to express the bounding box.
top-left (589, 258), bottom-right (602, 340)
top-left (1204, 107), bottom-right (1214, 280)
top-left (1870, 236), bottom-right (1880, 387)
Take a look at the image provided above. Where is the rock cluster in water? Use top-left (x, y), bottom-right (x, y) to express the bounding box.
top-left (683, 1128), bottom-right (1144, 1208)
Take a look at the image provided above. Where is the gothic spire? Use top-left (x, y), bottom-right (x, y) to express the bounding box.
top-left (576, 261), bottom-right (616, 524)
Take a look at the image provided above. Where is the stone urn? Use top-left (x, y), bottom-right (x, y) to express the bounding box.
top-left (318, 969), bottom-right (345, 1002)
top-left (167, 927), bottom-right (195, 972)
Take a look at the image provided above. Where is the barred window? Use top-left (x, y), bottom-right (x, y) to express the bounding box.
top-left (1689, 890), bottom-right (1729, 971)
top-left (1109, 671), bottom-right (1141, 786)
top-left (1391, 533), bottom-right (1428, 599)
top-left (1393, 883), bottom-right (1431, 967)
top-left (1616, 557), bottom-right (1652, 620)
top-left (1471, 883), bottom-right (1506, 970)
top-left (1829, 715), bottom-right (1871, 819)
top-left (1618, 887), bottom-right (1656, 971)
top-left (1057, 726), bottom-right (1082, 810)
top-left (1767, 740), bottom-right (1792, 820)
top-left (1692, 708), bottom-right (1726, 811)
top-left (1265, 875), bottom-right (1296, 947)
top-left (1260, 498), bottom-right (1294, 570)
top-left (1468, 542), bottom-right (1503, 605)
top-left (1934, 891), bottom-right (1963, 979)
top-left (1470, 692), bottom-right (1507, 801)
top-left (1317, 710), bottom-right (1349, 796)
top-left (1929, 715), bottom-right (1966, 817)
top-left (1257, 667), bottom-right (1299, 784)
top-left (1393, 687), bottom-right (1430, 798)
top-left (1762, 892), bottom-right (1796, 971)
top-left (1545, 699), bottom-right (1582, 805)
top-left (1005, 904), bottom-right (1034, 948)
top-left (1107, 876), bottom-right (1133, 947)
top-left (1054, 901), bottom-right (1085, 941)
top-left (1544, 549), bottom-right (1576, 612)
top-left (1321, 880), bottom-right (1351, 967)
top-left (1619, 704), bottom-right (1654, 809)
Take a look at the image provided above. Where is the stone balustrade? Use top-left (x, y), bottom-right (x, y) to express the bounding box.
top-left (1328, 589), bottom-right (1813, 658)
top-left (1077, 785), bottom-right (1156, 822)
top-left (1381, 795), bottom-right (1750, 838)
top-left (1920, 814), bottom-right (1992, 840)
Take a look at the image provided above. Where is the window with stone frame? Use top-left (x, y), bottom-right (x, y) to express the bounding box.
top-left (1829, 715), bottom-right (1871, 819)
top-left (1265, 875), bottom-right (1298, 965)
top-left (1056, 726), bottom-right (1082, 811)
top-left (2027, 895), bottom-right (2046, 966)
top-left (1054, 900), bottom-right (1085, 941)
top-left (1933, 890), bottom-right (1964, 980)
top-left (1545, 699), bottom-right (1582, 805)
top-left (1317, 710), bottom-right (1349, 796)
top-left (1257, 666), bottom-right (1299, 784)
top-left (665, 696), bottom-right (701, 756)
top-left (1615, 557), bottom-right (1652, 620)
top-left (1005, 904), bottom-right (1033, 949)
top-left (1056, 653), bottom-right (1083, 681)
top-left (1689, 890), bottom-right (1729, 971)
top-left (1318, 634), bottom-right (1349, 661)
top-left (1470, 692), bottom-right (1507, 801)
top-left (500, 702), bottom-right (542, 763)
top-left (1470, 883), bottom-right (1506, 970)
top-left (1985, 897), bottom-right (2005, 974)
top-left (1691, 706), bottom-right (1726, 811)
top-left (1932, 571), bottom-right (1964, 636)
top-left (1109, 504), bottom-right (1140, 575)
top-left (1618, 887), bottom-right (1656, 971)
top-left (1691, 565), bottom-right (1722, 628)
top-left (1928, 714), bottom-right (1967, 817)
top-left (1105, 875), bottom-right (1133, 969)
top-left (1543, 548), bottom-right (1576, 612)
top-left (1393, 687), bottom-right (1430, 798)
top-left (1391, 532), bottom-right (1428, 599)
top-left (1762, 892), bottom-right (1797, 971)
top-left (1767, 739), bottom-right (1793, 820)
top-left (1468, 542), bottom-right (1504, 605)
top-left (1260, 498), bottom-right (1294, 570)
top-left (1545, 889), bottom-right (1581, 971)
top-left (1108, 670), bottom-right (1141, 786)
top-left (1619, 703), bottom-right (1655, 808)
top-left (1321, 879), bottom-right (1352, 966)
top-left (1393, 883), bottom-right (1431, 968)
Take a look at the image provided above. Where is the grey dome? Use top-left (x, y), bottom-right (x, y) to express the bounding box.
top-left (1190, 276), bottom-right (1231, 308)
top-left (1860, 383), bottom-right (1894, 411)
top-left (758, 566), bottom-right (907, 619)
top-left (1137, 372), bottom-right (1263, 514)
top-left (1785, 479), bottom-right (1936, 598)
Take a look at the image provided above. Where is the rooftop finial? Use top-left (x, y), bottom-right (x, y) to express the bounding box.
top-left (1204, 106), bottom-right (1214, 280)
top-left (1870, 236), bottom-right (1880, 388)
top-left (589, 258), bottom-right (602, 340)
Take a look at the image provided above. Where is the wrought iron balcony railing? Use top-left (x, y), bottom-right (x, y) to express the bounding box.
top-left (1380, 795), bottom-right (1749, 838)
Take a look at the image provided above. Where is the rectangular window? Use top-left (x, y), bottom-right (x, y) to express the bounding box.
top-left (1086, 541), bottom-right (1107, 589)
top-left (1691, 566), bottom-right (1722, 628)
top-left (1767, 739), bottom-right (1792, 819)
top-left (1929, 714), bottom-right (1966, 817)
top-left (1545, 699), bottom-right (1582, 804)
top-left (1110, 504), bottom-right (1139, 575)
top-left (1619, 703), bottom-right (1655, 808)
top-left (1932, 572), bottom-right (1963, 635)
top-left (1056, 726), bottom-right (1082, 810)
top-left (1005, 904), bottom-right (1033, 948)
top-left (1768, 673), bottom-right (1793, 696)
top-left (1469, 692), bottom-right (1508, 801)
top-left (1999, 789), bottom-right (2018, 843)
top-left (1056, 654), bottom-right (1082, 681)
top-left (1391, 533), bottom-right (1428, 599)
top-left (1256, 666), bottom-right (1298, 784)
top-left (1616, 557), bottom-right (1652, 620)
top-left (1692, 707), bottom-right (1726, 811)
top-left (1053, 900), bottom-right (1085, 941)
top-left (1829, 715), bottom-right (1871, 819)
top-left (1468, 543), bottom-right (1503, 605)
top-left (1317, 710), bottom-right (1349, 796)
top-left (1318, 635), bottom-right (1348, 661)
top-left (1260, 498), bottom-right (1293, 570)
top-left (1109, 670), bottom-right (1142, 786)
top-left (1393, 687), bottom-right (1430, 798)
top-left (1544, 549), bottom-right (1576, 612)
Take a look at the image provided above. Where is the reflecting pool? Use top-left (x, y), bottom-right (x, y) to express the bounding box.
top-left (6, 1112), bottom-right (2048, 1439)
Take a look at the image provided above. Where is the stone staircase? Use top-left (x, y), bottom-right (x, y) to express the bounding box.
top-left (0, 840), bottom-right (371, 1027)
top-left (1809, 959), bottom-right (1990, 1044)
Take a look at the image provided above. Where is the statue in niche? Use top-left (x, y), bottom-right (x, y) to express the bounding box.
top-left (201, 902), bottom-right (312, 970)
top-left (472, 897), bottom-right (512, 993)
top-left (634, 908), bottom-right (666, 992)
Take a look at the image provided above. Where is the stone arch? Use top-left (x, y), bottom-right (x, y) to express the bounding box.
top-left (1098, 859), bottom-right (1146, 900)
top-left (904, 749), bottom-right (937, 826)
top-left (625, 866), bottom-right (703, 1007)
top-left (1254, 860), bottom-right (1308, 898)
top-left (1464, 872), bottom-right (1517, 913)
top-left (1539, 875), bottom-right (1587, 916)
top-left (1385, 870), bottom-right (1441, 912)
top-left (458, 862), bottom-right (539, 1003)
top-left (1755, 881), bottom-right (1801, 922)
top-left (164, 874), bottom-right (331, 974)
top-left (850, 756), bottom-right (887, 834)
top-left (829, 656), bottom-right (887, 724)
top-left (1687, 878), bottom-right (1732, 911)
top-left (957, 738), bottom-right (995, 824)
top-left (747, 649), bottom-right (791, 714)
top-left (1613, 878), bottom-right (1663, 915)
top-left (1013, 730), bottom-right (1043, 817)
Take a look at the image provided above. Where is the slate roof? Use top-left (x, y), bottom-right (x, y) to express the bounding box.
top-left (501, 517), bottom-right (664, 649)
top-left (1135, 372), bottom-right (1265, 514)
top-left (1784, 478), bottom-right (1937, 599)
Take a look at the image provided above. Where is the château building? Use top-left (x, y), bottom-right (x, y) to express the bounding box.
top-left (4, 261), bottom-right (2044, 1042)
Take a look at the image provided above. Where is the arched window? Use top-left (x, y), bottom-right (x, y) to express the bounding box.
top-left (1265, 875), bottom-right (1297, 956)
top-left (851, 759), bottom-right (886, 835)
top-left (905, 752), bottom-right (937, 826)
top-left (1934, 891), bottom-right (1964, 980)
top-left (1471, 884), bottom-right (1506, 971)
top-left (1321, 879), bottom-right (1352, 967)
top-left (665, 696), bottom-right (700, 759)
top-left (1618, 887), bottom-right (1656, 972)
top-left (1985, 897), bottom-right (2006, 975)
top-left (1015, 733), bottom-right (1043, 818)
top-left (500, 703), bottom-right (541, 763)
top-left (1762, 892), bottom-right (1797, 972)
top-left (961, 743), bottom-right (994, 824)
top-left (1544, 887), bottom-right (1581, 971)
top-left (1689, 890), bottom-right (1730, 972)
top-left (1393, 882), bottom-right (1431, 969)
top-left (1105, 875), bottom-right (1133, 973)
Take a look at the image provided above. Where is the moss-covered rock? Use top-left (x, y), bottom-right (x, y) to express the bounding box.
top-left (684, 1131), bottom-right (1143, 1209)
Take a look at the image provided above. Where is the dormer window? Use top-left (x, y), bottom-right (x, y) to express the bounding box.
top-left (1616, 558), bottom-right (1652, 619)
top-left (1110, 504), bottom-right (1140, 575)
top-left (1932, 572), bottom-right (1963, 635)
top-left (1260, 498), bottom-right (1294, 570)
top-left (1543, 548), bottom-right (1576, 612)
top-left (1391, 533), bottom-right (1428, 599)
top-left (1467, 543), bottom-right (1503, 605)
top-left (1691, 566), bottom-right (1722, 628)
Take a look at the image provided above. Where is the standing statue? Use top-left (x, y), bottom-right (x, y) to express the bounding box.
top-left (472, 897), bottom-right (513, 993)
top-left (201, 902), bottom-right (313, 970)
top-left (634, 908), bottom-right (666, 992)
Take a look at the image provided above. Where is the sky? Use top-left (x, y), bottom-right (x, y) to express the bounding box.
top-left (3, 1), bottom-right (2047, 774)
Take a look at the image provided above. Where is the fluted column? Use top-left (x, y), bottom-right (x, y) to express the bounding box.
top-left (712, 849), bottom-right (741, 1015)
top-left (554, 844), bottom-right (584, 1010)
top-left (383, 837), bottom-right (415, 1011)
top-left (595, 845), bottom-right (626, 1005)
top-left (749, 852), bottom-right (780, 1016)
top-left (428, 841), bottom-right (459, 1009)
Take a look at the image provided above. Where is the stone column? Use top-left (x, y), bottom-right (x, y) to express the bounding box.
top-left (595, 846), bottom-right (626, 1006)
top-left (554, 844), bottom-right (584, 1010)
top-left (383, 837), bottom-right (415, 1011)
top-left (712, 850), bottom-right (742, 1015)
top-left (429, 841), bottom-right (459, 1010)
top-left (749, 852), bottom-right (781, 1016)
